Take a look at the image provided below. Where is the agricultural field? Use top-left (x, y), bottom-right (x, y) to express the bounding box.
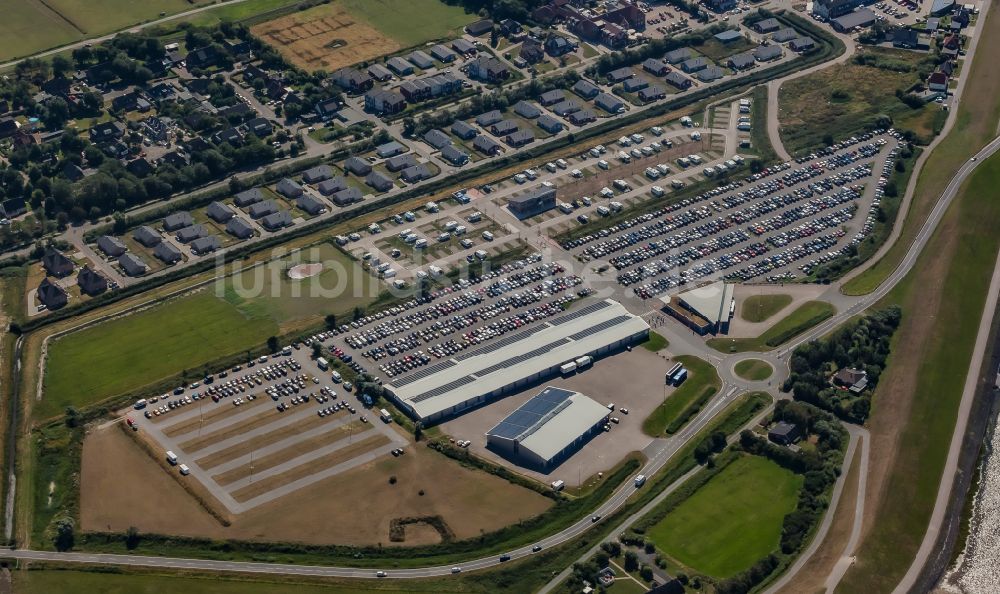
top-left (647, 455), bottom-right (803, 579)
top-left (779, 48), bottom-right (944, 155)
top-left (642, 356), bottom-right (720, 436)
top-left (250, 0), bottom-right (474, 72)
top-left (0, 0), bottom-right (213, 62)
top-left (740, 294), bottom-right (792, 323)
top-left (707, 300), bottom-right (835, 353)
top-left (41, 292), bottom-right (277, 419)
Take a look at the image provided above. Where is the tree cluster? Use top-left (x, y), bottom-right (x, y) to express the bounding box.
top-left (781, 306), bottom-right (902, 423)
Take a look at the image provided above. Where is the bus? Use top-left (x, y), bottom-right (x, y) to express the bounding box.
top-left (666, 363), bottom-right (683, 382)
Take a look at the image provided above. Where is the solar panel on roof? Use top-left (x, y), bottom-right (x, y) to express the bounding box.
top-left (410, 375), bottom-right (476, 403)
top-left (487, 387), bottom-right (576, 440)
top-left (568, 316), bottom-right (632, 341)
top-left (548, 300), bottom-right (611, 325)
top-left (392, 359), bottom-right (458, 386)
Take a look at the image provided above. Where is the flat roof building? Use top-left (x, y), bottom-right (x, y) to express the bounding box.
top-left (385, 299), bottom-right (649, 423)
top-left (508, 187), bottom-right (556, 219)
top-left (661, 281), bottom-right (735, 335)
top-left (486, 386), bottom-right (610, 470)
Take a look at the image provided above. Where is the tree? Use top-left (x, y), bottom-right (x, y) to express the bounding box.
top-left (325, 314), bottom-right (337, 329)
top-left (125, 526), bottom-right (140, 550)
top-left (311, 342), bottom-right (322, 358)
top-left (352, 306), bottom-right (365, 321)
top-left (414, 422), bottom-right (423, 442)
top-left (639, 565), bottom-right (654, 582)
top-left (51, 55), bottom-right (73, 78)
top-left (266, 336), bottom-right (279, 352)
top-left (624, 550), bottom-right (639, 571)
top-left (53, 518), bottom-right (75, 551)
top-left (601, 541), bottom-right (622, 557)
top-left (65, 406), bottom-right (81, 428)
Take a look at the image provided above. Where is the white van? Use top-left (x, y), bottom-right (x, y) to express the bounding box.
top-left (179, 464), bottom-right (190, 476)
top-left (166, 451), bottom-right (178, 465)
top-left (482, 231), bottom-right (494, 241)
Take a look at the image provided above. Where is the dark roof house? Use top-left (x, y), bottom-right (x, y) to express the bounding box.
top-left (37, 278), bottom-right (68, 310)
top-left (77, 266), bottom-right (108, 296)
top-left (42, 248), bottom-right (74, 277)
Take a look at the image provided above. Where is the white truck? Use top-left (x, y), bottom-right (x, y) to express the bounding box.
top-left (560, 362), bottom-right (577, 375)
top-left (316, 357), bottom-right (329, 371)
top-left (166, 451), bottom-right (178, 465)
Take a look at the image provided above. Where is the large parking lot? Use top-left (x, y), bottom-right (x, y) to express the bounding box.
top-left (129, 347), bottom-right (406, 515)
top-left (559, 131), bottom-right (901, 298)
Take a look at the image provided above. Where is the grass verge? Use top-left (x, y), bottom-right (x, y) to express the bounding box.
top-left (707, 301), bottom-right (835, 353)
top-left (642, 356), bottom-right (720, 436)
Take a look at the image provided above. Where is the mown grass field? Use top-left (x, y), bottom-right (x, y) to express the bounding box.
top-left (0, 1), bottom-right (83, 61)
top-left (734, 358), bottom-right (773, 381)
top-left (649, 455), bottom-right (802, 579)
top-left (740, 294), bottom-right (792, 323)
top-left (42, 291), bottom-right (277, 419)
top-left (642, 355), bottom-right (720, 436)
top-left (779, 47), bottom-right (943, 155)
top-left (341, 0), bottom-right (474, 47)
top-left (44, 0), bottom-right (211, 34)
top-left (708, 300), bottom-right (835, 353)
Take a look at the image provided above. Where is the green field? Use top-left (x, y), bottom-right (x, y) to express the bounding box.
top-left (707, 300), bottom-right (835, 353)
top-left (12, 569), bottom-right (468, 594)
top-left (223, 242), bottom-right (378, 325)
top-left (42, 291), bottom-right (278, 418)
top-left (733, 359), bottom-right (773, 381)
top-left (641, 331), bottom-right (669, 352)
top-left (647, 455), bottom-right (803, 579)
top-left (342, 0), bottom-right (475, 47)
top-left (642, 356), bottom-right (720, 435)
top-left (740, 294), bottom-right (792, 323)
top-left (0, 0), bottom-right (217, 62)
top-left (779, 48), bottom-right (943, 155)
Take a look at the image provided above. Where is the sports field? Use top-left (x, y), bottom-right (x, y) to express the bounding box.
top-left (648, 455), bottom-right (803, 578)
top-left (41, 292), bottom-right (277, 419)
top-left (250, 0), bottom-right (475, 71)
top-left (0, 0), bottom-right (212, 62)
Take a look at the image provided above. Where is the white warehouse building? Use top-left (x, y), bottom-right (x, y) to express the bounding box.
top-left (384, 299), bottom-right (650, 423)
top-left (486, 386), bottom-right (611, 470)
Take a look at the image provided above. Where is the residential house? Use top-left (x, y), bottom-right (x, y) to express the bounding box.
top-left (753, 44), bottom-right (783, 62)
top-left (248, 200), bottom-right (280, 219)
top-left (665, 71), bottom-right (692, 90)
top-left (476, 110), bottom-right (504, 127)
top-left (643, 58), bottom-right (670, 76)
top-left (154, 241), bottom-right (183, 264)
top-left (175, 224), bottom-right (207, 244)
top-left (423, 129), bottom-right (453, 150)
top-left (928, 71), bottom-right (949, 92)
top-left (376, 141), bottom-right (407, 158)
top-left (302, 165), bottom-right (334, 184)
top-left (728, 52), bottom-right (756, 70)
top-left (407, 50), bottom-right (435, 70)
top-left (226, 217), bottom-right (255, 239)
top-left (112, 90), bottom-right (151, 113)
top-left (539, 89), bottom-right (567, 106)
top-left (401, 164), bottom-right (433, 182)
top-left (768, 421), bottom-right (802, 445)
top-left (473, 134), bottom-right (502, 155)
top-left (506, 129), bottom-right (535, 147)
top-left (0, 119), bottom-right (18, 140)
top-left (63, 163), bottom-right (85, 182)
top-left (126, 158), bottom-right (154, 177)
top-left (490, 119), bottom-right (519, 136)
top-left (207, 201), bottom-right (235, 223)
top-left (466, 19), bottom-right (494, 36)
top-left (773, 27), bottom-right (799, 43)
top-left (332, 187), bottom-right (363, 207)
top-left (261, 210), bottom-right (293, 231)
top-left (276, 178), bottom-right (304, 199)
top-left (441, 145), bottom-right (469, 166)
top-left (751, 18), bottom-right (781, 33)
top-left (790, 37), bottom-right (816, 52)
top-left (622, 78), bottom-right (648, 93)
top-left (315, 97), bottom-right (341, 120)
top-left (185, 46), bottom-right (222, 69)
top-left (500, 18), bottom-right (523, 39)
top-left (89, 120), bottom-right (124, 144)
top-left (43, 248), bottom-right (74, 278)
top-left (133, 226), bottom-right (162, 247)
top-left (296, 194), bottom-right (327, 215)
top-left (212, 127), bottom-right (243, 146)
top-left (431, 44), bottom-right (458, 63)
top-left (345, 156), bottom-right (373, 176)
top-left (514, 100), bottom-right (542, 119)
top-left (665, 47), bottom-right (694, 65)
top-left (387, 57), bottom-right (414, 76)
top-left (97, 235), bottom-right (127, 257)
top-left (366, 171), bottom-right (395, 192)
top-left (833, 367), bottom-right (869, 392)
top-left (0, 198), bottom-right (26, 219)
top-left (452, 39), bottom-right (477, 56)
top-left (520, 40), bottom-right (545, 64)
top-left (607, 67), bottom-right (634, 84)
top-left (681, 57), bottom-right (710, 73)
top-left (638, 85), bottom-right (666, 102)
top-left (317, 177), bottom-right (349, 196)
top-left (77, 266), bottom-right (108, 296)
top-left (400, 79), bottom-right (433, 102)
top-left (595, 92), bottom-right (625, 114)
top-left (37, 278), bottom-right (68, 310)
top-left (714, 29), bottom-right (743, 44)
top-left (190, 236), bottom-right (220, 255)
top-left (386, 154), bottom-right (419, 172)
top-left (537, 114), bottom-right (564, 133)
top-left (367, 63), bottom-right (394, 82)
top-left (163, 211), bottom-right (193, 232)
top-left (364, 88), bottom-right (406, 115)
top-left (118, 253), bottom-right (148, 276)
top-left (695, 66), bottom-right (725, 83)
top-left (544, 34), bottom-right (575, 57)
top-left (452, 120), bottom-right (479, 140)
top-left (234, 187), bottom-right (266, 207)
top-left (572, 79), bottom-right (600, 99)
top-left (467, 56), bottom-right (510, 83)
